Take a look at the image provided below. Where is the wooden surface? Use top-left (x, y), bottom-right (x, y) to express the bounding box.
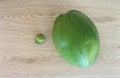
top-left (0, 0), bottom-right (120, 78)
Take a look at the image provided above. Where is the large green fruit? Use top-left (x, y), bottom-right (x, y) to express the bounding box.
top-left (52, 10), bottom-right (100, 67)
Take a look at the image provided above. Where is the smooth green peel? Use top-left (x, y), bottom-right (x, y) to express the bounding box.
top-left (52, 10), bottom-right (100, 68)
top-left (35, 33), bottom-right (45, 44)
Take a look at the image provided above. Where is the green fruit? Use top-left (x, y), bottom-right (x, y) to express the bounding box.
top-left (52, 10), bottom-right (100, 67)
top-left (35, 33), bottom-right (45, 44)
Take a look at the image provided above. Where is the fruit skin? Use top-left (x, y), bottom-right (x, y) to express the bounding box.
top-left (52, 10), bottom-right (100, 68)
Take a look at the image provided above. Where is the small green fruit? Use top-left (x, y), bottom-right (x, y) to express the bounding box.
top-left (52, 10), bottom-right (100, 67)
top-left (35, 33), bottom-right (45, 44)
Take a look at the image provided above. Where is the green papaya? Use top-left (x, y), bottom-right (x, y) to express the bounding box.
top-left (52, 10), bottom-right (100, 67)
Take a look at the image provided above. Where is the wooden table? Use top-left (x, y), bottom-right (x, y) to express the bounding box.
top-left (0, 0), bottom-right (120, 78)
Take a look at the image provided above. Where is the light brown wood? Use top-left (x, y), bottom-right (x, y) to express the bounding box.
top-left (0, 0), bottom-right (120, 78)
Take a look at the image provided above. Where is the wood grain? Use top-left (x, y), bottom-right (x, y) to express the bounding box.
top-left (0, 0), bottom-right (120, 78)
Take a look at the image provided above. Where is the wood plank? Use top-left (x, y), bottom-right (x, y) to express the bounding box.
top-left (0, 0), bottom-right (120, 78)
